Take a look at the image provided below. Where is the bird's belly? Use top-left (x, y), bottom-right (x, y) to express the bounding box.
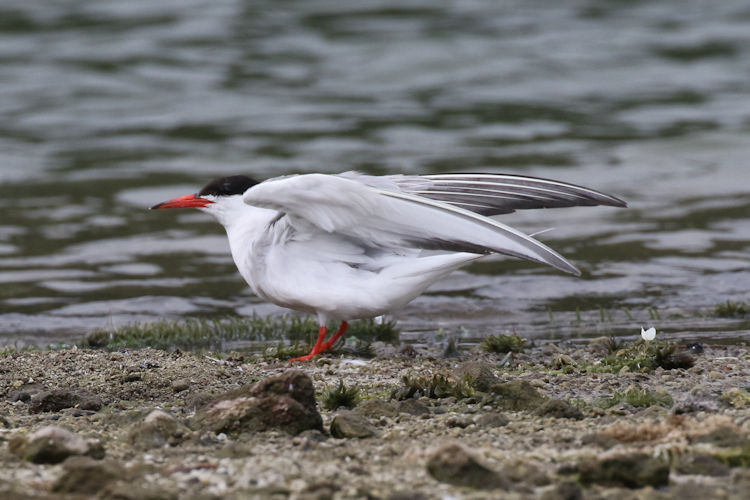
top-left (250, 249), bottom-right (479, 321)
top-left (253, 263), bottom-right (405, 320)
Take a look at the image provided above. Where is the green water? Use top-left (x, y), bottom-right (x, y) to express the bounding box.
top-left (1, 0), bottom-right (748, 347)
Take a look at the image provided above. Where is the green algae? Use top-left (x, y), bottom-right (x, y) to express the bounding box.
top-left (480, 334), bottom-right (527, 353)
top-left (322, 380), bottom-right (361, 411)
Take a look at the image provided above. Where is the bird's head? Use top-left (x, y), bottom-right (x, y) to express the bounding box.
top-left (150, 175), bottom-right (258, 225)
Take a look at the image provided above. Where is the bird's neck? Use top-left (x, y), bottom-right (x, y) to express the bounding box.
top-left (221, 206), bottom-right (278, 292)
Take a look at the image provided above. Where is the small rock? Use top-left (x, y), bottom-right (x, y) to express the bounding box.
top-left (426, 442), bottom-right (508, 489)
top-left (690, 423), bottom-right (749, 447)
top-left (676, 454), bottom-right (730, 477)
top-left (540, 481), bottom-right (583, 500)
top-left (445, 415), bottom-right (473, 428)
top-left (673, 398), bottom-right (719, 414)
top-left (60, 408), bottom-right (97, 418)
top-left (490, 380), bottom-right (546, 411)
top-left (455, 361), bottom-right (500, 392)
top-left (397, 399), bottom-right (430, 416)
top-left (128, 410), bottom-right (189, 450)
top-left (720, 388), bottom-right (750, 409)
top-left (355, 398), bottom-right (399, 419)
top-left (581, 433), bottom-right (619, 449)
top-left (503, 459), bottom-right (551, 486)
top-left (10, 425), bottom-right (104, 464)
top-left (388, 492), bottom-right (430, 500)
top-left (29, 389), bottom-right (103, 413)
top-left (99, 482), bottom-right (178, 500)
top-left (52, 456), bottom-right (125, 495)
top-left (300, 481), bottom-right (340, 499)
top-left (120, 373), bottom-right (142, 383)
top-left (551, 354), bottom-right (575, 369)
top-left (578, 452), bottom-right (669, 488)
top-left (475, 412), bottom-right (509, 428)
top-left (171, 379), bottom-right (190, 393)
top-left (7, 385), bottom-right (42, 403)
top-left (292, 429), bottom-right (327, 449)
top-left (330, 410), bottom-right (377, 439)
top-left (535, 399), bottom-right (584, 419)
top-left (192, 370), bottom-right (322, 435)
top-left (669, 481), bottom-right (731, 500)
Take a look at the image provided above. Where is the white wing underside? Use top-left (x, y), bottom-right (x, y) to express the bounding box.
top-left (242, 173), bottom-right (581, 276)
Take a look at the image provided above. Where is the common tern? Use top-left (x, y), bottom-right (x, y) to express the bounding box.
top-left (151, 172), bottom-right (626, 361)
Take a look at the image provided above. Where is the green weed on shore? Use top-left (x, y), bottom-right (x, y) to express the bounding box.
top-left (81, 315), bottom-right (399, 352)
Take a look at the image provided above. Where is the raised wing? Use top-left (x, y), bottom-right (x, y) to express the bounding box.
top-left (243, 173), bottom-right (581, 275)
top-left (391, 173), bottom-right (627, 216)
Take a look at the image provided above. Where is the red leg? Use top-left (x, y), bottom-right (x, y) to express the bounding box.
top-left (322, 321), bottom-right (348, 351)
top-left (289, 326), bottom-right (328, 362)
top-left (289, 321), bottom-right (349, 362)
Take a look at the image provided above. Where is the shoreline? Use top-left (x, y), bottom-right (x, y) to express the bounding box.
top-left (1, 339), bottom-right (750, 498)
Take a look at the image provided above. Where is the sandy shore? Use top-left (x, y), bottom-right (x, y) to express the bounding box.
top-left (1, 340), bottom-right (750, 499)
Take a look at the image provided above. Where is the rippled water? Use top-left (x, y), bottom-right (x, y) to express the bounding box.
top-left (1, 0), bottom-right (749, 347)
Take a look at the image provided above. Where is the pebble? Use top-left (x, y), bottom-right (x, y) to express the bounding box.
top-left (397, 399), bottom-right (429, 416)
top-left (475, 412), bottom-right (509, 428)
top-left (355, 397), bottom-right (399, 419)
top-left (330, 410), bottom-right (378, 439)
top-left (577, 452), bottom-right (669, 488)
top-left (129, 410), bottom-right (190, 450)
top-left (426, 442), bottom-right (508, 489)
top-left (29, 389), bottom-right (103, 413)
top-left (52, 456), bottom-right (125, 495)
top-left (454, 361), bottom-right (499, 391)
top-left (534, 399), bottom-right (584, 420)
top-left (9, 425), bottom-right (104, 464)
top-left (171, 379), bottom-right (190, 392)
top-left (490, 380), bottom-right (545, 411)
top-left (192, 370), bottom-right (323, 435)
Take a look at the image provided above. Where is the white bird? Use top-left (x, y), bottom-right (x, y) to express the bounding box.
top-left (151, 172), bottom-right (626, 361)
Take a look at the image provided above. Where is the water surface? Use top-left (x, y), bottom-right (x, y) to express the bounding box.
top-left (1, 0), bottom-right (749, 347)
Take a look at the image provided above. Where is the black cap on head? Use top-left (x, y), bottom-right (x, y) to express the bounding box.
top-left (198, 175), bottom-right (258, 197)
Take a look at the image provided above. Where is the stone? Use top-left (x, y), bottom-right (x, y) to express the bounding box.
top-left (29, 389), bottom-right (103, 413)
top-left (7, 385), bottom-right (42, 403)
top-left (475, 412), bottom-right (509, 428)
top-left (10, 425), bottom-right (104, 464)
top-left (503, 459), bottom-right (551, 486)
top-left (426, 442), bottom-right (508, 489)
top-left (551, 354), bottom-right (575, 369)
top-left (540, 481), bottom-right (583, 500)
top-left (128, 410), bottom-right (190, 450)
top-left (171, 379), bottom-right (190, 393)
top-left (192, 370), bottom-right (322, 435)
top-left (99, 482), bottom-right (178, 500)
top-left (52, 456), bottom-right (125, 495)
top-left (445, 415), bottom-right (473, 428)
top-left (355, 398), bottom-right (399, 419)
top-left (690, 423), bottom-right (749, 447)
top-left (535, 399), bottom-right (584, 419)
top-left (577, 452), bottom-right (669, 488)
top-left (676, 454), bottom-right (730, 476)
top-left (490, 380), bottom-right (546, 411)
top-left (388, 492), bottom-right (430, 500)
top-left (397, 399), bottom-right (429, 416)
top-left (454, 361), bottom-right (500, 392)
top-left (330, 410), bottom-right (377, 439)
top-left (580, 433), bottom-right (619, 449)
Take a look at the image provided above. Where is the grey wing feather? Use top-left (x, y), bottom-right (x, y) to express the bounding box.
top-left (393, 173), bottom-right (627, 216)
